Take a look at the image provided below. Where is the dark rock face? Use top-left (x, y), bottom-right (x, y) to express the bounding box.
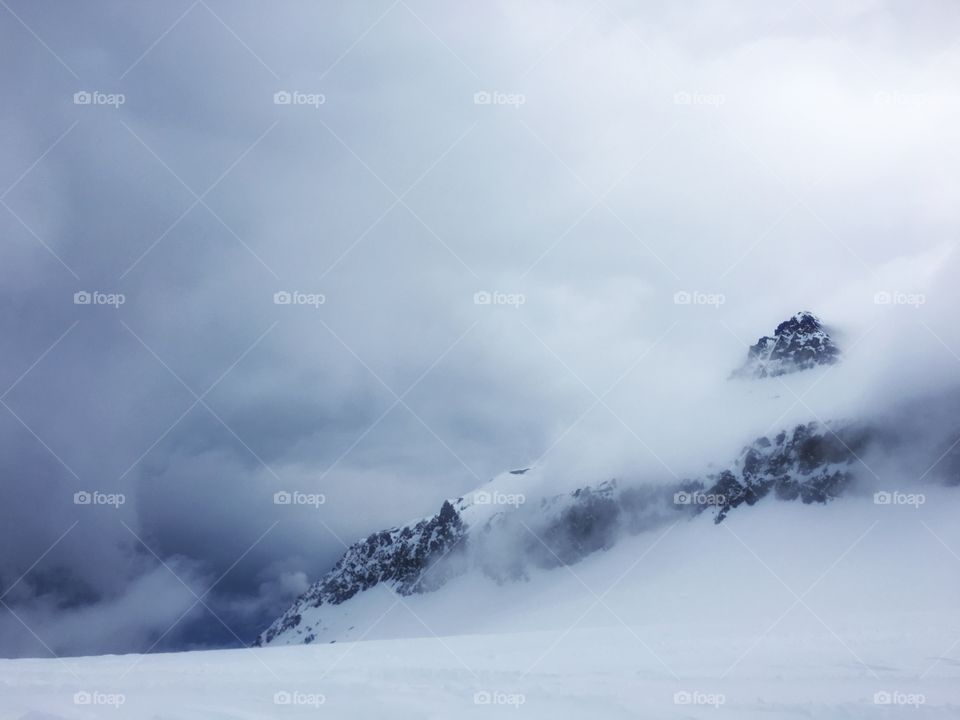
top-left (699, 421), bottom-right (873, 522)
top-left (733, 311), bottom-right (840, 379)
top-left (254, 500), bottom-right (465, 646)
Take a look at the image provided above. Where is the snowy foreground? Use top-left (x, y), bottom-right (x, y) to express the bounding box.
top-left (3, 494), bottom-right (959, 719)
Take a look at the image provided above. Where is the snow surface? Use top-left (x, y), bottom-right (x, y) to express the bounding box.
top-left (3, 492), bottom-right (958, 719)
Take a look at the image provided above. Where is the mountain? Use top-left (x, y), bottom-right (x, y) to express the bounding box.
top-left (732, 311), bottom-right (840, 379)
top-left (255, 420), bottom-right (876, 647)
top-left (256, 501), bottom-right (466, 646)
top-left (255, 313), bottom-right (953, 649)
top-left (700, 420), bottom-right (873, 522)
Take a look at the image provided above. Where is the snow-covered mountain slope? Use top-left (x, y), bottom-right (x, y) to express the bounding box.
top-left (256, 413), bottom-right (944, 648)
top-left (4, 494), bottom-right (959, 719)
top-left (732, 311), bottom-right (841, 379)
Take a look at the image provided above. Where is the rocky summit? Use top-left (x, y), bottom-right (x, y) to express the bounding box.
top-left (732, 311), bottom-right (840, 379)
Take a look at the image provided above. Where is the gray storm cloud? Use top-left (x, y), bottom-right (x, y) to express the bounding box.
top-left (1, 0), bottom-right (959, 656)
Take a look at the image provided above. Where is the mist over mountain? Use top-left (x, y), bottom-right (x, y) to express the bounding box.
top-left (1, 4), bottom-right (959, 704)
top-left (255, 309), bottom-right (960, 648)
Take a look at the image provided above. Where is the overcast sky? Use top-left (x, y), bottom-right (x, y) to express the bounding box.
top-left (1, 0), bottom-right (959, 657)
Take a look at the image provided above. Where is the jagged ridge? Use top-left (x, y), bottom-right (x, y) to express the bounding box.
top-left (733, 311), bottom-right (840, 379)
top-left (255, 501), bottom-right (465, 646)
top-left (697, 421), bottom-right (870, 521)
top-left (257, 421), bottom-right (870, 647)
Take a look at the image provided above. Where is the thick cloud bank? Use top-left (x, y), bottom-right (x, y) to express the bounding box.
top-left (1, 0), bottom-right (958, 656)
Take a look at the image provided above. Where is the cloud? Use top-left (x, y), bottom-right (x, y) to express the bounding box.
top-left (1, 0), bottom-right (959, 656)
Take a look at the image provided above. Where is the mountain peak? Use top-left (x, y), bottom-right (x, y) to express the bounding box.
top-left (733, 311), bottom-right (840, 379)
